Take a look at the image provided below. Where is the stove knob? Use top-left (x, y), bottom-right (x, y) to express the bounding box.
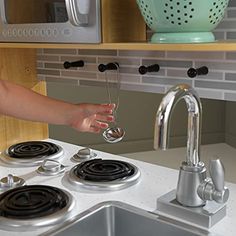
top-left (0, 174), bottom-right (25, 191)
top-left (72, 148), bottom-right (97, 162)
top-left (37, 159), bottom-right (65, 176)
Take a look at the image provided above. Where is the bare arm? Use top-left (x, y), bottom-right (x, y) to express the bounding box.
top-left (0, 80), bottom-right (114, 133)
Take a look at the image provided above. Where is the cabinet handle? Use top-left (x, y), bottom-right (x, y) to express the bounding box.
top-left (139, 64), bottom-right (160, 75)
top-left (187, 66), bottom-right (208, 78)
top-left (98, 62), bottom-right (119, 72)
top-left (63, 60), bottom-right (84, 69)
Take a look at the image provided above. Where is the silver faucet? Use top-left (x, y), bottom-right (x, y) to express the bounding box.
top-left (154, 84), bottom-right (229, 207)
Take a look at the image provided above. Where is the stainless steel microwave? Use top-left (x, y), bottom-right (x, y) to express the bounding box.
top-left (0, 0), bottom-right (101, 43)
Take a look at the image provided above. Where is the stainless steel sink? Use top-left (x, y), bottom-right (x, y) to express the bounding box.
top-left (42, 201), bottom-right (208, 236)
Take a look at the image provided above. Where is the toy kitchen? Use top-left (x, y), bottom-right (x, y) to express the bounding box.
top-left (0, 0), bottom-right (236, 235)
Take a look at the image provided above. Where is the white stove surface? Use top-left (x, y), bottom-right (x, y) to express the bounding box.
top-left (1, 139), bottom-right (236, 236)
top-left (0, 139), bottom-right (178, 236)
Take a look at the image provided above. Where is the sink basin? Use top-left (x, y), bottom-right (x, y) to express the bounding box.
top-left (43, 201), bottom-right (207, 236)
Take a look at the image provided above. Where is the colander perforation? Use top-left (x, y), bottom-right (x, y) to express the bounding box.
top-left (137, 0), bottom-right (155, 28)
top-left (163, 1), bottom-right (195, 26)
top-left (136, 0), bottom-right (229, 43)
top-left (208, 0), bottom-right (228, 25)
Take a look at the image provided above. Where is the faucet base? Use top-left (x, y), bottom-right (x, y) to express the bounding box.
top-left (156, 190), bottom-right (226, 229)
top-left (176, 162), bottom-right (207, 207)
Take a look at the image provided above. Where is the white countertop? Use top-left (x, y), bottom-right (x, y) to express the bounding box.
top-left (123, 143), bottom-right (236, 183)
top-left (0, 139), bottom-right (236, 236)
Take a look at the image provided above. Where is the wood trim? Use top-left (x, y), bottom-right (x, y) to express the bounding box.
top-left (1, 41), bottom-right (236, 51)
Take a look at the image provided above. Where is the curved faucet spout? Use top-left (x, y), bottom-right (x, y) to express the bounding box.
top-left (154, 84), bottom-right (202, 166)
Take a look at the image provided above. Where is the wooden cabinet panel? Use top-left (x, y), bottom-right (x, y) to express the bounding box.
top-left (101, 0), bottom-right (146, 43)
top-left (0, 48), bottom-right (37, 88)
top-left (0, 49), bottom-right (48, 150)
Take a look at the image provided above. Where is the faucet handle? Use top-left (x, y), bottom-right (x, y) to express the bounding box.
top-left (198, 158), bottom-right (229, 204)
top-left (209, 159), bottom-right (229, 203)
top-left (209, 159), bottom-right (225, 192)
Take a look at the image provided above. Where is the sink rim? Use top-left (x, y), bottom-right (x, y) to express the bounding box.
top-left (41, 201), bottom-right (209, 236)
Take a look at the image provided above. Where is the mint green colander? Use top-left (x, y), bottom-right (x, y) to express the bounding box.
top-left (136, 0), bottom-right (229, 43)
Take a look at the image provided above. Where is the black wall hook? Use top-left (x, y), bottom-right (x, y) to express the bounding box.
top-left (187, 66), bottom-right (209, 78)
top-left (63, 60), bottom-right (84, 69)
top-left (138, 64), bottom-right (160, 75)
top-left (98, 62), bottom-right (119, 72)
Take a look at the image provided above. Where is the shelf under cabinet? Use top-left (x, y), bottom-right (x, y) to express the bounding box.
top-left (1, 40), bottom-right (236, 51)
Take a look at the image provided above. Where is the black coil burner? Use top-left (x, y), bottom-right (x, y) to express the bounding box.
top-left (7, 141), bottom-right (59, 159)
top-left (0, 185), bottom-right (69, 219)
top-left (73, 159), bottom-right (135, 182)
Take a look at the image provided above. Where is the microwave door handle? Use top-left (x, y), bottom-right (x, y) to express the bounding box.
top-left (65, 0), bottom-right (90, 26)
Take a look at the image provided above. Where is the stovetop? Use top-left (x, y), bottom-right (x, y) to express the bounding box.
top-left (0, 139), bottom-right (145, 236)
